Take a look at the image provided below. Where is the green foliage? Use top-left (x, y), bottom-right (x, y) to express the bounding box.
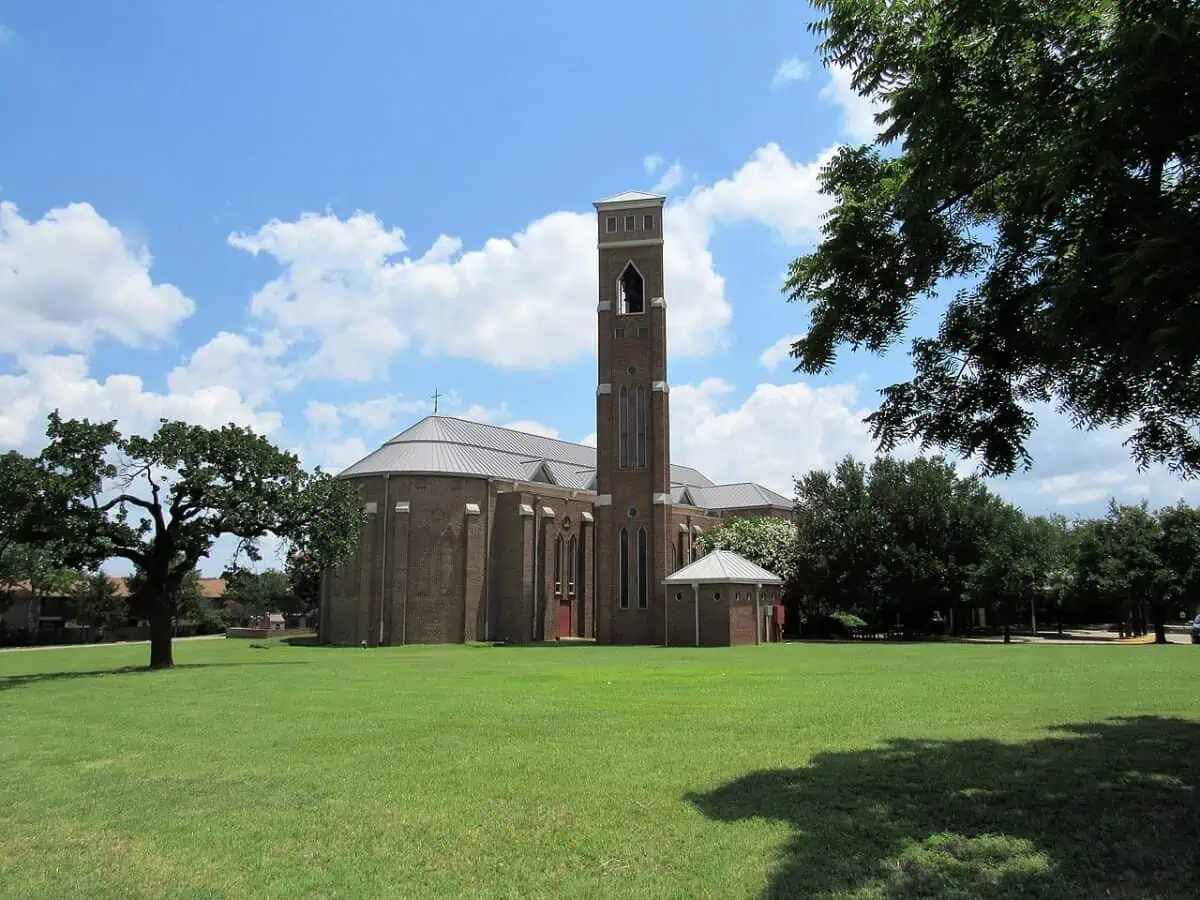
top-left (69, 572), bottom-right (129, 630)
top-left (830, 610), bottom-right (867, 630)
top-left (223, 569), bottom-right (293, 621)
top-left (1072, 499), bottom-right (1200, 641)
top-left (784, 0), bottom-right (1200, 477)
top-left (793, 455), bottom-right (1014, 629)
top-left (695, 516), bottom-right (798, 581)
top-left (1, 412), bottom-right (365, 667)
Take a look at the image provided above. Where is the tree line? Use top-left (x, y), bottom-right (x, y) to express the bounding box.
top-left (1, 542), bottom-right (322, 646)
top-left (700, 456), bottom-right (1200, 643)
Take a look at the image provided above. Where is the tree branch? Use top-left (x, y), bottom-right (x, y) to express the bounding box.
top-left (100, 493), bottom-right (159, 515)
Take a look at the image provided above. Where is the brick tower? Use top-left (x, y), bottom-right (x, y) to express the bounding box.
top-left (592, 191), bottom-right (671, 645)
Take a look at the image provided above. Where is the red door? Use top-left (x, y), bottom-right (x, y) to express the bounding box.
top-left (558, 599), bottom-right (572, 639)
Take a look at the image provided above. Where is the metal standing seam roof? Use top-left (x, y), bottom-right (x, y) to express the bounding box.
top-left (663, 549), bottom-right (784, 585)
top-left (686, 482), bottom-right (794, 511)
top-left (339, 415), bottom-right (716, 490)
top-left (337, 415), bottom-right (791, 511)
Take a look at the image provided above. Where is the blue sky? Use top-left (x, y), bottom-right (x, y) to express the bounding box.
top-left (1, 2), bottom-right (1194, 571)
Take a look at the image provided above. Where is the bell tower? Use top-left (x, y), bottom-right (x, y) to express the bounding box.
top-left (592, 191), bottom-right (670, 645)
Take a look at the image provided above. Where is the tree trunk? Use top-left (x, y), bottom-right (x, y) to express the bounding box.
top-left (148, 593), bottom-right (174, 669)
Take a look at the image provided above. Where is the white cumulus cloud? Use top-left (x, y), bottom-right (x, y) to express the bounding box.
top-left (759, 333), bottom-right (804, 371)
top-left (0, 354), bottom-right (280, 453)
top-left (0, 201), bottom-right (195, 356)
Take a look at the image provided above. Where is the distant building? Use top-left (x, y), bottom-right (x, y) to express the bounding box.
top-left (322, 192), bottom-right (792, 647)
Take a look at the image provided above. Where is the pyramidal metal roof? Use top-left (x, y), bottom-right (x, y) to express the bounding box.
top-left (593, 190), bottom-right (666, 208)
top-left (663, 549), bottom-right (784, 585)
top-left (338, 415), bottom-right (715, 491)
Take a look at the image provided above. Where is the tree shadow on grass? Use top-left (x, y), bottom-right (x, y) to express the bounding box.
top-left (687, 716), bottom-right (1200, 899)
top-left (0, 661), bottom-right (309, 692)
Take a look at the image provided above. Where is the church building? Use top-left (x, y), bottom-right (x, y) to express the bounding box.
top-left (320, 191), bottom-right (791, 647)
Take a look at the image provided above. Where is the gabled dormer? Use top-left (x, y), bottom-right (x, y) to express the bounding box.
top-left (523, 460), bottom-right (558, 486)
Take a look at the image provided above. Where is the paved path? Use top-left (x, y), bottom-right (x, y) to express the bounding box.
top-left (0, 634), bottom-right (226, 653)
top-left (965, 630), bottom-right (1193, 646)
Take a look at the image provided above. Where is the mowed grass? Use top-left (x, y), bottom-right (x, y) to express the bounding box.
top-left (1, 639), bottom-right (1197, 900)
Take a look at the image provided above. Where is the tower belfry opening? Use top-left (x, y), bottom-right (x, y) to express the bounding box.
top-left (618, 262), bottom-right (645, 314)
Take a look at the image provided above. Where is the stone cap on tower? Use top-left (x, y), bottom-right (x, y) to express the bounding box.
top-left (593, 190), bottom-right (666, 211)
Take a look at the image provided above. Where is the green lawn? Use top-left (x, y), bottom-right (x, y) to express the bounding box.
top-left (1, 638), bottom-right (1197, 899)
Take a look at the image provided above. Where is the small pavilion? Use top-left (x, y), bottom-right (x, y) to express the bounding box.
top-left (663, 550), bottom-right (785, 647)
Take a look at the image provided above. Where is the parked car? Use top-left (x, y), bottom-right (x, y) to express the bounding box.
top-left (1192, 615), bottom-right (1200, 644)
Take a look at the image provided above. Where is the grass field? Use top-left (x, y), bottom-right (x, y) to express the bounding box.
top-left (1, 638), bottom-right (1197, 899)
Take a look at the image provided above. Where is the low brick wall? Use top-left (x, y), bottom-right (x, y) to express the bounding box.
top-left (226, 627), bottom-right (270, 639)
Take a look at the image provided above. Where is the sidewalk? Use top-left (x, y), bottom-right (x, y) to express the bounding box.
top-left (0, 633), bottom-right (227, 653)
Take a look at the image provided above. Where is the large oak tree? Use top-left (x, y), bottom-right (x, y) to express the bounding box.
top-left (785, 0), bottom-right (1200, 477)
top-left (1, 412), bottom-right (364, 668)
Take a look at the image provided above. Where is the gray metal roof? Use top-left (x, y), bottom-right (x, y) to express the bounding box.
top-left (663, 549), bottom-right (784, 585)
top-left (687, 482), bottom-right (793, 511)
top-left (594, 190), bottom-right (666, 207)
top-left (339, 415), bottom-right (716, 491)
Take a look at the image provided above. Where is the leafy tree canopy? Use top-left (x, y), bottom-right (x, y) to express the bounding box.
top-left (223, 569), bottom-right (293, 620)
top-left (785, 0), bottom-right (1200, 477)
top-left (2, 412), bottom-right (364, 667)
top-left (695, 516), bottom-right (799, 582)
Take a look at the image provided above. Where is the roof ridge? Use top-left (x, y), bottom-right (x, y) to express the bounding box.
top-left (400, 414), bottom-right (595, 453)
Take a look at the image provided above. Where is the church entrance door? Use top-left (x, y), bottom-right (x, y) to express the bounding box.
top-left (557, 599), bottom-right (572, 639)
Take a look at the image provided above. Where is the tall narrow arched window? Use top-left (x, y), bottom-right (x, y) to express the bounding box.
top-left (670, 543), bottom-right (677, 573)
top-left (567, 536), bottom-right (577, 596)
top-left (618, 529), bottom-right (630, 609)
top-left (618, 262), bottom-right (645, 314)
top-left (635, 386), bottom-right (648, 469)
top-left (637, 527), bottom-right (649, 609)
top-left (624, 386), bottom-right (637, 469)
top-left (617, 386), bottom-right (629, 469)
top-left (554, 536), bottom-right (563, 596)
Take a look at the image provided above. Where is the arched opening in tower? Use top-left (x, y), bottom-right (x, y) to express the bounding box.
top-left (618, 262), bottom-right (645, 314)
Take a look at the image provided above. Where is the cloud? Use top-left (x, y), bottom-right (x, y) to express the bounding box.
top-left (343, 395), bottom-right (428, 431)
top-left (502, 419), bottom-right (560, 439)
top-left (665, 375), bottom-right (1200, 516)
top-left (820, 62), bottom-right (886, 144)
top-left (771, 56), bottom-right (809, 90)
top-left (166, 330), bottom-right (295, 405)
top-left (759, 333), bottom-right (804, 371)
top-left (304, 400), bottom-right (342, 433)
top-left (678, 142), bottom-right (837, 243)
top-left (0, 354), bottom-right (280, 452)
top-left (0, 25), bottom-right (12, 46)
top-left (229, 141), bottom-right (837, 380)
top-left (580, 432), bottom-right (597, 448)
top-left (652, 163), bottom-right (684, 195)
top-left (670, 377), bottom-right (880, 495)
top-left (643, 155), bottom-right (663, 174)
top-left (0, 201), bottom-right (195, 356)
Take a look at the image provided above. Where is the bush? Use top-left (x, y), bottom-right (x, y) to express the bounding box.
top-left (803, 609), bottom-right (868, 639)
top-left (830, 611), bottom-right (868, 630)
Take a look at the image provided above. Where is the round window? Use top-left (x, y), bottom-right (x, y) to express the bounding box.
top-left (627, 506), bottom-right (637, 519)
top-left (713, 592), bottom-right (722, 602)
top-left (627, 366), bottom-right (637, 375)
